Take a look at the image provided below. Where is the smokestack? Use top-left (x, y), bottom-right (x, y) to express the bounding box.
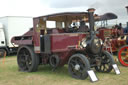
top-left (126, 6), bottom-right (128, 15)
top-left (87, 8), bottom-right (95, 36)
top-left (127, 22), bottom-right (128, 28)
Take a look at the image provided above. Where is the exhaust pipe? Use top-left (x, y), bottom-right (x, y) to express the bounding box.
top-left (127, 22), bottom-right (128, 28)
top-left (125, 6), bottom-right (128, 28)
top-left (126, 6), bottom-right (128, 15)
top-left (87, 8), bottom-right (95, 36)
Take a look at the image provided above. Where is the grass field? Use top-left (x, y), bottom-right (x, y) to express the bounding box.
top-left (0, 56), bottom-right (128, 85)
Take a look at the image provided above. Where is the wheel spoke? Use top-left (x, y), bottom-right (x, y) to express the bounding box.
top-left (69, 63), bottom-right (75, 68)
top-left (104, 59), bottom-right (110, 64)
top-left (20, 58), bottom-right (26, 63)
top-left (75, 70), bottom-right (82, 78)
top-left (71, 59), bottom-right (77, 64)
top-left (103, 65), bottom-right (106, 71)
top-left (18, 49), bottom-right (31, 70)
top-left (26, 62), bottom-right (30, 69)
top-left (101, 65), bottom-right (103, 70)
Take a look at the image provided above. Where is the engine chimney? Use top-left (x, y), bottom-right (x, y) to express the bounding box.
top-left (126, 6), bottom-right (128, 15)
top-left (87, 8), bottom-right (95, 36)
top-left (127, 22), bottom-right (128, 28)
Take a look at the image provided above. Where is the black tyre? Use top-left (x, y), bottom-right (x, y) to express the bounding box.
top-left (68, 54), bottom-right (90, 80)
top-left (17, 46), bottom-right (39, 72)
top-left (49, 55), bottom-right (60, 68)
top-left (95, 51), bottom-right (115, 73)
top-left (0, 49), bottom-right (6, 58)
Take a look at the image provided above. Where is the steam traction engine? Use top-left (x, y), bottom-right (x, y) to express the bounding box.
top-left (97, 6), bottom-right (128, 67)
top-left (93, 12), bottom-right (124, 52)
top-left (11, 9), bottom-right (117, 80)
top-left (117, 6), bottom-right (128, 67)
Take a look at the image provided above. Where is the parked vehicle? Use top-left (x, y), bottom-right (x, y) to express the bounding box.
top-left (11, 9), bottom-right (116, 80)
top-left (117, 6), bottom-right (128, 66)
top-left (96, 13), bottom-right (122, 52)
top-left (96, 12), bottom-right (128, 53)
top-left (96, 6), bottom-right (128, 67)
top-left (0, 16), bottom-right (32, 57)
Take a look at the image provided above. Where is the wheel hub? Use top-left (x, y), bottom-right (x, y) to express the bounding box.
top-left (74, 64), bottom-right (80, 70)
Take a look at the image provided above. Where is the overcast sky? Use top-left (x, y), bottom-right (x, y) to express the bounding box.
top-left (0, 0), bottom-right (128, 24)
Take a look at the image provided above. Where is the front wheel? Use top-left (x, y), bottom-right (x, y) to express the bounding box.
top-left (68, 54), bottom-right (90, 80)
top-left (95, 51), bottom-right (115, 73)
top-left (17, 46), bottom-right (39, 72)
top-left (0, 49), bottom-right (6, 58)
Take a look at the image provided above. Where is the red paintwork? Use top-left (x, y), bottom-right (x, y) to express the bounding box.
top-left (98, 28), bottom-right (123, 40)
top-left (11, 36), bottom-right (33, 45)
top-left (11, 27), bottom-right (34, 45)
top-left (50, 33), bottom-right (86, 52)
top-left (33, 18), bottom-right (40, 52)
top-left (12, 39), bottom-right (33, 45)
top-left (57, 52), bottom-right (72, 66)
top-left (97, 27), bottom-right (126, 52)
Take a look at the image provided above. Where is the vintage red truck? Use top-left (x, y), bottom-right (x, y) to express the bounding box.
top-left (11, 8), bottom-right (117, 80)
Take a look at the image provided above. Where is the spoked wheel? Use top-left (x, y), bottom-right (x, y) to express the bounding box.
top-left (68, 54), bottom-right (90, 80)
top-left (118, 45), bottom-right (128, 67)
top-left (17, 46), bottom-right (39, 72)
top-left (0, 49), bottom-right (6, 58)
top-left (95, 51), bottom-right (115, 73)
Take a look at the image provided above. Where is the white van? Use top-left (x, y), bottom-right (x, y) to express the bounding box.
top-left (0, 16), bottom-right (33, 57)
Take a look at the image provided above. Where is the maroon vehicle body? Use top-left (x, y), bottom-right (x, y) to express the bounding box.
top-left (11, 9), bottom-right (116, 80)
top-left (12, 12), bottom-right (89, 66)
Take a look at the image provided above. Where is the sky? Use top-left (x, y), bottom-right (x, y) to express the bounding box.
top-left (0, 0), bottom-right (128, 24)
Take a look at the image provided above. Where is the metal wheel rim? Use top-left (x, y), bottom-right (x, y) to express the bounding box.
top-left (69, 57), bottom-right (86, 78)
top-left (118, 46), bottom-right (128, 66)
top-left (18, 48), bottom-right (32, 71)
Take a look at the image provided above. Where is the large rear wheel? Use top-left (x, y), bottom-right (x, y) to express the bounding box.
top-left (95, 51), bottom-right (115, 73)
top-left (68, 54), bottom-right (90, 80)
top-left (17, 46), bottom-right (39, 72)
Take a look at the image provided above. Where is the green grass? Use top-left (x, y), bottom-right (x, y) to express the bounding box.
top-left (0, 56), bottom-right (128, 85)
